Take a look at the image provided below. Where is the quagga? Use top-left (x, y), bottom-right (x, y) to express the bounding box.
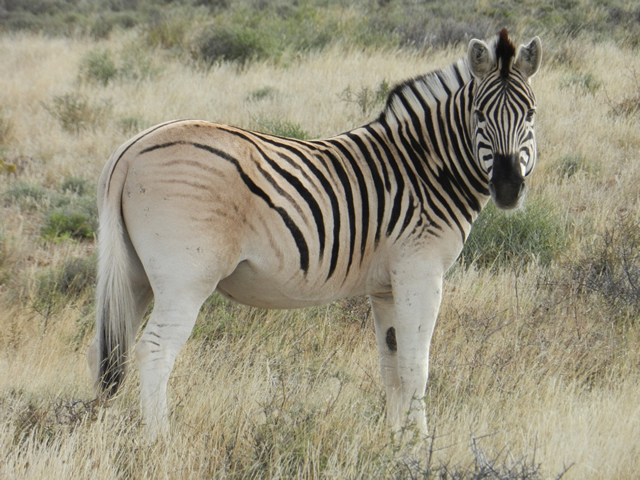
top-left (88, 29), bottom-right (542, 439)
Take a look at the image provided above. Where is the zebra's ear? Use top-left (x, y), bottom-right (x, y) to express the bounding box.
top-left (467, 39), bottom-right (495, 80)
top-left (514, 37), bottom-right (542, 79)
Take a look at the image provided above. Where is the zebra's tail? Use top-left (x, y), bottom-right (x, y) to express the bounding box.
top-left (93, 180), bottom-right (137, 399)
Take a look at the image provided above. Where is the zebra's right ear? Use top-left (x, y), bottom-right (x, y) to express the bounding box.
top-left (467, 39), bottom-right (495, 80)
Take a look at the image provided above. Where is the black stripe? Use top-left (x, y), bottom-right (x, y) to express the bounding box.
top-left (189, 142), bottom-right (310, 275)
top-left (393, 120), bottom-right (449, 231)
top-left (435, 71), bottom-right (452, 95)
top-left (348, 132), bottom-right (386, 248)
top-left (221, 129), bottom-right (327, 262)
top-left (378, 118), bottom-right (415, 236)
top-left (398, 193), bottom-right (417, 237)
top-left (270, 142), bottom-right (343, 281)
top-left (320, 146), bottom-right (357, 276)
top-left (108, 119), bottom-right (187, 195)
top-left (331, 137), bottom-right (372, 262)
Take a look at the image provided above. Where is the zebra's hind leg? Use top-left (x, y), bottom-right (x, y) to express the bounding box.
top-left (135, 281), bottom-right (217, 440)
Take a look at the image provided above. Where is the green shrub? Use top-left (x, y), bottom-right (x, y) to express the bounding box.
top-left (192, 25), bottom-right (274, 66)
top-left (42, 207), bottom-right (95, 240)
top-left (78, 48), bottom-right (118, 86)
top-left (3, 182), bottom-right (49, 210)
top-left (78, 44), bottom-right (158, 86)
top-left (42, 194), bottom-right (97, 241)
top-left (43, 92), bottom-right (112, 134)
top-left (60, 176), bottom-right (89, 196)
top-left (254, 117), bottom-right (311, 140)
top-left (89, 11), bottom-right (140, 39)
top-left (33, 256), bottom-right (97, 320)
top-left (118, 43), bottom-right (159, 81)
top-left (461, 199), bottom-right (568, 269)
top-left (144, 9), bottom-right (192, 50)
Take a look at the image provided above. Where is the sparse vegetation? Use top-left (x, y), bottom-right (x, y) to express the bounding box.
top-left (339, 80), bottom-right (391, 116)
top-left (1, 1), bottom-right (640, 478)
top-left (572, 213), bottom-right (640, 323)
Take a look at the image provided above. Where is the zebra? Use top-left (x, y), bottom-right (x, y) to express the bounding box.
top-left (87, 29), bottom-right (542, 439)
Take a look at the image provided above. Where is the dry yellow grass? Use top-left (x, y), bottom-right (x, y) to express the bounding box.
top-left (1, 31), bottom-right (640, 478)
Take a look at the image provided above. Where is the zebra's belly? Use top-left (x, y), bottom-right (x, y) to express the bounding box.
top-left (215, 260), bottom-right (372, 309)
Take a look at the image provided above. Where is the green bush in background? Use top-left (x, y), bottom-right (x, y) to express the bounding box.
top-left (3, 1), bottom-right (640, 60)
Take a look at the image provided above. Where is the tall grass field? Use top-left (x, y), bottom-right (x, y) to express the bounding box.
top-left (1, 1), bottom-right (640, 478)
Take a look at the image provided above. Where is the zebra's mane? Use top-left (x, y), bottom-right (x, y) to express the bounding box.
top-left (380, 58), bottom-right (472, 124)
top-left (380, 29), bottom-right (516, 124)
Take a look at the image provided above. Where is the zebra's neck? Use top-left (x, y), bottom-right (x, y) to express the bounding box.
top-left (372, 58), bottom-right (491, 238)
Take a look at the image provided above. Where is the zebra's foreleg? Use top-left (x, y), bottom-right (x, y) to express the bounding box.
top-left (370, 293), bottom-right (404, 432)
top-left (389, 263), bottom-right (444, 436)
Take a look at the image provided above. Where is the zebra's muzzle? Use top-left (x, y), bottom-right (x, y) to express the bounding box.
top-left (489, 153), bottom-right (525, 210)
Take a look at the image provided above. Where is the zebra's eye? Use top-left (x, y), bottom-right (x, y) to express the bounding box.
top-left (525, 109), bottom-right (536, 122)
top-left (474, 110), bottom-right (486, 123)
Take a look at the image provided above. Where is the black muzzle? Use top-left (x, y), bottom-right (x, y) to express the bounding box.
top-left (489, 153), bottom-right (525, 210)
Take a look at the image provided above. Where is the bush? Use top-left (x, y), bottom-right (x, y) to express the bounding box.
top-left (78, 45), bottom-right (158, 86)
top-left (42, 180), bottom-right (97, 240)
top-left (118, 43), bottom-right (159, 81)
top-left (3, 182), bottom-right (49, 210)
top-left (33, 256), bottom-right (97, 320)
top-left (254, 117), bottom-right (311, 140)
top-left (43, 92), bottom-right (112, 134)
top-left (89, 11), bottom-right (140, 39)
top-left (42, 195), bottom-right (97, 240)
top-left (461, 199), bottom-right (569, 269)
top-left (143, 8), bottom-right (194, 50)
top-left (573, 214), bottom-right (640, 323)
top-left (192, 25), bottom-right (274, 66)
top-left (42, 207), bottom-right (94, 240)
top-left (60, 176), bottom-right (89, 196)
top-left (78, 48), bottom-right (118, 86)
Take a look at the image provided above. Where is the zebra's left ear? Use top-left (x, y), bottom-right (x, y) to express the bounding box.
top-left (467, 39), bottom-right (496, 80)
top-left (514, 37), bottom-right (542, 79)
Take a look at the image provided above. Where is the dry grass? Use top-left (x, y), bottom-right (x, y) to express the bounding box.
top-left (1, 31), bottom-right (640, 478)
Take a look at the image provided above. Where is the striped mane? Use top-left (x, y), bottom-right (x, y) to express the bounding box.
top-left (380, 28), bottom-right (517, 124)
top-left (380, 58), bottom-right (472, 124)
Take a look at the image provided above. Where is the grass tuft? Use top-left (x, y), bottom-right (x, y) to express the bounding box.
top-left (461, 199), bottom-right (569, 269)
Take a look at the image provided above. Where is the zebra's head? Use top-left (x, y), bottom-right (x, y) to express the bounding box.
top-left (467, 29), bottom-right (542, 210)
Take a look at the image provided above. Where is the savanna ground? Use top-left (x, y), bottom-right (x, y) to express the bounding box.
top-left (1, 0), bottom-right (640, 478)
